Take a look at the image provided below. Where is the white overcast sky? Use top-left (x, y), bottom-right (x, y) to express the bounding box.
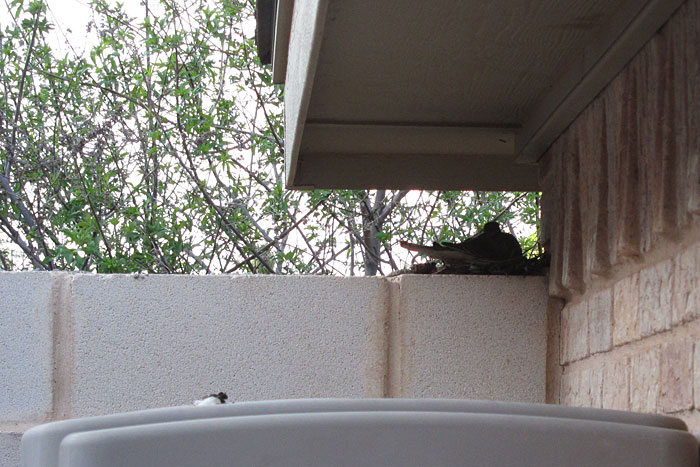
top-left (2, 0), bottom-right (255, 56)
top-left (3, 0), bottom-right (128, 55)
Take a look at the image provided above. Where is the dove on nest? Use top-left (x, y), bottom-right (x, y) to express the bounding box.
top-left (400, 221), bottom-right (522, 266)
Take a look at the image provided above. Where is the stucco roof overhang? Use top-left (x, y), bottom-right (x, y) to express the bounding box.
top-left (261, 0), bottom-right (685, 191)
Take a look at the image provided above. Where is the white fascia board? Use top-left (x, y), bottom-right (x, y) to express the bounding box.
top-left (289, 153), bottom-right (540, 191)
top-left (272, 0), bottom-right (294, 85)
top-left (290, 124), bottom-right (537, 191)
top-left (300, 123), bottom-right (517, 156)
top-left (517, 0), bottom-right (687, 163)
top-left (284, 0), bottom-right (329, 187)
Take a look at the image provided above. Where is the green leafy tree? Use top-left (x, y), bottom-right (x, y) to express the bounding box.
top-left (0, 0), bottom-right (540, 275)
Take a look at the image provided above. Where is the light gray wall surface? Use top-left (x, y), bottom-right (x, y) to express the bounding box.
top-left (0, 272), bottom-right (547, 466)
top-left (392, 275), bottom-right (546, 400)
top-left (0, 273), bottom-right (54, 423)
top-left (0, 433), bottom-right (21, 467)
top-left (69, 275), bottom-right (388, 417)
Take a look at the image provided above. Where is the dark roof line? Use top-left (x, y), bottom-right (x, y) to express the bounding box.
top-left (255, 0), bottom-right (275, 65)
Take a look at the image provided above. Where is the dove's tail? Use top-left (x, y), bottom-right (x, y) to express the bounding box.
top-left (399, 240), bottom-right (419, 251)
top-left (400, 240), bottom-right (480, 264)
top-left (400, 241), bottom-right (442, 256)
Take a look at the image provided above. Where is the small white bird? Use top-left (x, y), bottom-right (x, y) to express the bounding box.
top-left (193, 392), bottom-right (229, 406)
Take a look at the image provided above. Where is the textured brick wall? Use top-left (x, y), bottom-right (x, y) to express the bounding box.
top-left (541, 0), bottom-right (700, 432)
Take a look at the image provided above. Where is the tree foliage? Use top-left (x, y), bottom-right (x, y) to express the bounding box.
top-left (0, 0), bottom-right (540, 275)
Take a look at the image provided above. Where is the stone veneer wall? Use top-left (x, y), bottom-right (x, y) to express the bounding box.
top-left (540, 0), bottom-right (700, 432)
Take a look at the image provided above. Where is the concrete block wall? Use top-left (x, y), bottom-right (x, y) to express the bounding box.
top-left (0, 273), bottom-right (55, 424)
top-left (0, 433), bottom-right (21, 467)
top-left (540, 0), bottom-right (700, 436)
top-left (389, 275), bottom-right (545, 401)
top-left (0, 272), bottom-right (547, 466)
top-left (67, 274), bottom-right (389, 417)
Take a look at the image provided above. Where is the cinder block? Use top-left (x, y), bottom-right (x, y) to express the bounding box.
top-left (613, 273), bottom-right (641, 345)
top-left (69, 275), bottom-right (388, 417)
top-left (561, 300), bottom-right (588, 363)
top-left (545, 298), bottom-right (563, 404)
top-left (393, 275), bottom-right (547, 403)
top-left (559, 302), bottom-right (570, 364)
top-left (588, 289), bottom-right (613, 354)
top-left (560, 368), bottom-right (579, 406)
top-left (672, 242), bottom-right (700, 325)
top-left (579, 366), bottom-right (603, 408)
top-left (630, 346), bottom-right (660, 413)
top-left (0, 432), bottom-right (21, 467)
top-left (658, 340), bottom-right (693, 413)
top-left (602, 357), bottom-right (630, 411)
top-left (0, 272), bottom-right (57, 422)
top-left (560, 134), bottom-right (584, 294)
top-left (577, 98), bottom-right (612, 280)
top-left (681, 414), bottom-right (700, 439)
top-left (694, 341), bottom-right (700, 410)
top-left (639, 259), bottom-right (673, 337)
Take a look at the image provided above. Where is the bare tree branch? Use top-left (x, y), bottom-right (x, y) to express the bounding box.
top-left (227, 198), bottom-right (326, 273)
top-left (6, 9), bottom-right (39, 177)
top-left (0, 213), bottom-right (45, 269)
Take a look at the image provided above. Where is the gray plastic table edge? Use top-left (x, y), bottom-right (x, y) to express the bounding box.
top-left (56, 412), bottom-right (698, 467)
top-left (21, 398), bottom-right (695, 467)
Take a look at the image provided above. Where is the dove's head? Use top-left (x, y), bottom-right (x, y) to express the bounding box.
top-left (483, 222), bottom-right (501, 233)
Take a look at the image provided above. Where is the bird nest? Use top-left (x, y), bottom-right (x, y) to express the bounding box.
top-left (391, 252), bottom-right (550, 277)
top-left (394, 221), bottom-right (549, 276)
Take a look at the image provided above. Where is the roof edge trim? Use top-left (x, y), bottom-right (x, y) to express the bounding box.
top-left (517, 0), bottom-right (686, 163)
